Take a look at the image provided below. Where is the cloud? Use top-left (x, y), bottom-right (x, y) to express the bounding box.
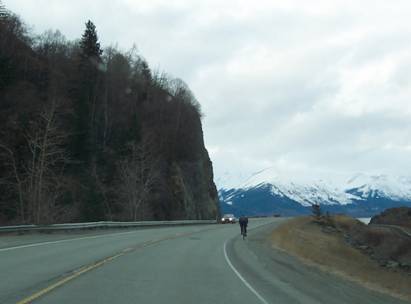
top-left (6, 0), bottom-right (411, 188)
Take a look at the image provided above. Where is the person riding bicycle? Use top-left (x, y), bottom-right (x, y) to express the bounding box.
top-left (239, 215), bottom-right (248, 237)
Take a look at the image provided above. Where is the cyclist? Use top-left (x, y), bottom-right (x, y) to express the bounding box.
top-left (239, 215), bottom-right (248, 238)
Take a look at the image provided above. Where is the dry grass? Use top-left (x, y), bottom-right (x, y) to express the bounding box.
top-left (271, 216), bottom-right (411, 301)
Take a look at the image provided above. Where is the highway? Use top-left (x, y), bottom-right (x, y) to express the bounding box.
top-left (0, 218), bottom-right (407, 304)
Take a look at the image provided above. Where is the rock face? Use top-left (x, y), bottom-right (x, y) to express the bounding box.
top-left (165, 153), bottom-right (219, 220)
top-left (369, 207), bottom-right (411, 228)
top-left (142, 91), bottom-right (220, 221)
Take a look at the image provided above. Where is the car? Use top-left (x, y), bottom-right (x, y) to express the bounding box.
top-left (221, 214), bottom-right (236, 224)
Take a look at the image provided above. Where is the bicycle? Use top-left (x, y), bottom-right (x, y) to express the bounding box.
top-left (240, 225), bottom-right (247, 240)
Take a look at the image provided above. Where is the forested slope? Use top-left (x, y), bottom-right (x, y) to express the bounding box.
top-left (0, 6), bottom-right (219, 224)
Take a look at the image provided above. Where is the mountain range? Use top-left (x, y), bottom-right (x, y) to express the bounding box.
top-left (219, 168), bottom-right (411, 217)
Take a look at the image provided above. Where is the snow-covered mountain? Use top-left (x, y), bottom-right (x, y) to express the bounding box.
top-left (345, 173), bottom-right (411, 201)
top-left (219, 168), bottom-right (411, 217)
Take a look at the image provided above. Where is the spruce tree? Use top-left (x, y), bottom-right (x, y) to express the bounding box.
top-left (140, 60), bottom-right (151, 83)
top-left (80, 20), bottom-right (102, 62)
top-left (72, 20), bottom-right (102, 164)
top-left (312, 203), bottom-right (322, 222)
top-left (71, 21), bottom-right (105, 220)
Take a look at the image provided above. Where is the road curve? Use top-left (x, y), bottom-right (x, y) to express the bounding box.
top-left (370, 224), bottom-right (411, 238)
top-left (0, 219), bottom-right (407, 304)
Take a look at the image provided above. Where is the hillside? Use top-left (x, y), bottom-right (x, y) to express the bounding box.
top-left (0, 9), bottom-right (219, 224)
top-left (370, 207), bottom-right (411, 229)
top-left (270, 216), bottom-right (411, 301)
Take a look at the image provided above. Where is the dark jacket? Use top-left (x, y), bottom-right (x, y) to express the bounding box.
top-left (239, 216), bottom-right (248, 226)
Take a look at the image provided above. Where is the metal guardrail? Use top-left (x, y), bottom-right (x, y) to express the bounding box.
top-left (0, 220), bottom-right (217, 233)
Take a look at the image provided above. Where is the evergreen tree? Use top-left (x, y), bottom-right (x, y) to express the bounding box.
top-left (71, 20), bottom-right (106, 220)
top-left (312, 203), bottom-right (322, 222)
top-left (140, 59), bottom-right (151, 83)
top-left (72, 20), bottom-right (102, 164)
top-left (80, 20), bottom-right (102, 62)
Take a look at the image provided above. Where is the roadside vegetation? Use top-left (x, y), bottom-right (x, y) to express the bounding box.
top-left (271, 207), bottom-right (411, 301)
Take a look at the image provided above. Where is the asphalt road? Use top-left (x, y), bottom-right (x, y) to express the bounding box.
top-left (0, 218), bottom-right (407, 304)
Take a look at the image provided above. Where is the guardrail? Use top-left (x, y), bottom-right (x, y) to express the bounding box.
top-left (0, 220), bottom-right (217, 233)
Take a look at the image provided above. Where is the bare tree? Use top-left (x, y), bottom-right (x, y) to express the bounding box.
top-left (0, 99), bottom-right (69, 224)
top-left (25, 98), bottom-right (69, 224)
top-left (0, 143), bottom-right (25, 222)
top-left (117, 135), bottom-right (159, 221)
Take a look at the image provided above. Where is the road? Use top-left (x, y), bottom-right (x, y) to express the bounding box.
top-left (0, 218), bottom-right (407, 304)
top-left (370, 224), bottom-right (411, 238)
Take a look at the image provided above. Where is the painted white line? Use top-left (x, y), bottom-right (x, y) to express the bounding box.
top-left (223, 240), bottom-right (270, 304)
top-left (0, 230), bottom-right (141, 253)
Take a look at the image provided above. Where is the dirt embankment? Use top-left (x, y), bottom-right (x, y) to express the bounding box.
top-left (271, 216), bottom-right (411, 301)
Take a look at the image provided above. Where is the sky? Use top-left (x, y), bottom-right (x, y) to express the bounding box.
top-left (6, 0), bottom-right (411, 188)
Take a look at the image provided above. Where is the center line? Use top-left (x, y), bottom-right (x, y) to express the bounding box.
top-left (14, 226), bottom-right (219, 304)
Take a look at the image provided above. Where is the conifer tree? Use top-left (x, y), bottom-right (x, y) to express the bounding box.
top-left (72, 20), bottom-right (102, 163)
top-left (80, 20), bottom-right (102, 62)
top-left (72, 20), bottom-right (105, 221)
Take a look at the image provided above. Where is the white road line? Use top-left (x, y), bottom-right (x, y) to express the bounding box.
top-left (223, 240), bottom-right (270, 304)
top-left (0, 230), bottom-right (141, 252)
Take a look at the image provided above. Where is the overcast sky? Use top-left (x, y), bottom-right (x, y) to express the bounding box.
top-left (6, 0), bottom-right (411, 188)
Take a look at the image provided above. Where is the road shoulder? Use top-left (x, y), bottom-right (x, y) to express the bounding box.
top-left (225, 220), bottom-right (409, 304)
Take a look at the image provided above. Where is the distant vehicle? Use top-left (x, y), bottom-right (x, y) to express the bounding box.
top-left (221, 214), bottom-right (236, 224)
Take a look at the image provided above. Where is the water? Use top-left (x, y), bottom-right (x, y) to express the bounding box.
top-left (357, 218), bottom-right (371, 224)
